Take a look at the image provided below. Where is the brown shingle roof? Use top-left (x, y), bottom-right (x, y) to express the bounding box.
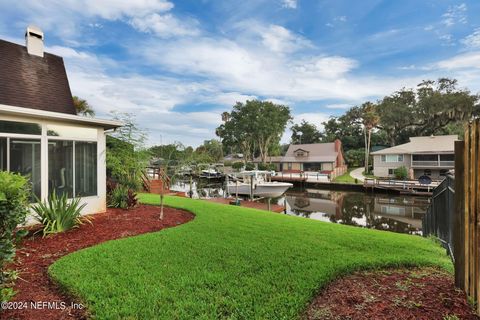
top-left (0, 39), bottom-right (76, 114)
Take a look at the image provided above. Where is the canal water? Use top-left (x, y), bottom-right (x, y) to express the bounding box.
top-left (170, 179), bottom-right (430, 235)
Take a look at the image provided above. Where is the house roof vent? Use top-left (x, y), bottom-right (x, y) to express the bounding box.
top-left (25, 25), bottom-right (44, 57)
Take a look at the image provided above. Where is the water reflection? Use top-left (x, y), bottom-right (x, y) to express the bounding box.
top-left (284, 189), bottom-right (429, 235)
top-left (169, 179), bottom-right (429, 235)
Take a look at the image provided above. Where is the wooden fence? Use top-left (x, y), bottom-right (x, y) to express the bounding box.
top-left (453, 120), bottom-right (480, 315)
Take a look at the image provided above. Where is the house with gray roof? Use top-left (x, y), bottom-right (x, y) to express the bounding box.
top-left (256, 139), bottom-right (347, 176)
top-left (370, 135), bottom-right (457, 179)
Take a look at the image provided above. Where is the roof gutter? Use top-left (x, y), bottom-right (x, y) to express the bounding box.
top-left (0, 103), bottom-right (123, 130)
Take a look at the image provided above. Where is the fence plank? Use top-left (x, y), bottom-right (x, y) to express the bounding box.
top-left (464, 124), bottom-right (470, 293)
top-left (475, 120), bottom-right (480, 314)
top-left (454, 140), bottom-right (465, 288)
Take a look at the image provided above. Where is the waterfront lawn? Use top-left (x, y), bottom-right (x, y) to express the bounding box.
top-left (333, 167), bottom-right (359, 184)
top-left (49, 195), bottom-right (451, 319)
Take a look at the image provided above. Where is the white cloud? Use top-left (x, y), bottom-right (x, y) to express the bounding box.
top-left (462, 28), bottom-right (480, 49)
top-left (130, 13), bottom-right (200, 38)
top-left (282, 0), bottom-right (297, 9)
top-left (433, 51), bottom-right (480, 70)
top-left (325, 103), bottom-right (352, 109)
top-left (292, 56), bottom-right (358, 78)
top-left (7, 0), bottom-right (196, 41)
top-left (261, 24), bottom-right (312, 53)
top-left (442, 3), bottom-right (467, 27)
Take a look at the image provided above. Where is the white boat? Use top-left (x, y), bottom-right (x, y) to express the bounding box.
top-left (227, 170), bottom-right (292, 198)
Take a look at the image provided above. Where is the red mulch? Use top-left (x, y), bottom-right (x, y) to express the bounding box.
top-left (2, 205), bottom-right (194, 320)
top-left (304, 267), bottom-right (480, 320)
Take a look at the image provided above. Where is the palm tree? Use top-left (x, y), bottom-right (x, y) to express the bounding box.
top-left (361, 102), bottom-right (379, 174)
top-left (73, 96), bottom-right (95, 117)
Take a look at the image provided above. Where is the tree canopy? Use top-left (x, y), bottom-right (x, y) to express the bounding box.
top-left (73, 96), bottom-right (95, 117)
top-left (216, 100), bottom-right (292, 163)
top-left (290, 120), bottom-right (323, 144)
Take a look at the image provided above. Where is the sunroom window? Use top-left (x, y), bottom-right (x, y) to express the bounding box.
top-left (10, 139), bottom-right (41, 199)
top-left (48, 140), bottom-right (97, 198)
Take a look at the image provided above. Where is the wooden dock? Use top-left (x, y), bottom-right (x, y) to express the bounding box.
top-left (205, 197), bottom-right (285, 213)
top-left (364, 178), bottom-right (439, 196)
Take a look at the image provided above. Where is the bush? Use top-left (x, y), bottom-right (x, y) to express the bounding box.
top-left (32, 192), bottom-right (88, 236)
top-left (244, 162), bottom-right (255, 171)
top-left (394, 166), bottom-right (408, 180)
top-left (257, 163), bottom-right (277, 171)
top-left (232, 162), bottom-right (244, 171)
top-left (107, 181), bottom-right (138, 210)
top-left (0, 172), bottom-right (30, 302)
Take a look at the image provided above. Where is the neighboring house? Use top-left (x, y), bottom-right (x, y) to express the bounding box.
top-left (223, 153), bottom-right (244, 163)
top-left (0, 26), bottom-right (122, 217)
top-left (255, 139), bottom-right (347, 176)
top-left (371, 135), bottom-right (457, 179)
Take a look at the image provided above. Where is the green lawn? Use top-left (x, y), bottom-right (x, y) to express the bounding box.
top-left (49, 195), bottom-right (451, 319)
top-left (333, 167), bottom-right (359, 184)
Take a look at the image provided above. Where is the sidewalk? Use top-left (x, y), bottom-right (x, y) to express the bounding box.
top-left (349, 167), bottom-right (365, 182)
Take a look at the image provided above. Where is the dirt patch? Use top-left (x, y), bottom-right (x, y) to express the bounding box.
top-left (305, 267), bottom-right (479, 320)
top-left (2, 205), bottom-right (194, 320)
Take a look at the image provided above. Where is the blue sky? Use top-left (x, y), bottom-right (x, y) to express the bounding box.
top-left (1, 0), bottom-right (480, 146)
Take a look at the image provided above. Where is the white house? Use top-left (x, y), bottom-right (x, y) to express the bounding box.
top-left (0, 26), bottom-right (122, 218)
top-left (371, 135), bottom-right (457, 179)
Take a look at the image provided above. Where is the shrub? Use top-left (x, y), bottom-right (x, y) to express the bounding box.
top-left (107, 183), bottom-right (138, 210)
top-left (232, 162), bottom-right (244, 171)
top-left (223, 160), bottom-right (233, 167)
top-left (394, 166), bottom-right (408, 180)
top-left (244, 162), bottom-right (255, 171)
top-left (32, 192), bottom-right (87, 236)
top-left (0, 172), bottom-right (30, 302)
top-left (258, 163), bottom-right (277, 171)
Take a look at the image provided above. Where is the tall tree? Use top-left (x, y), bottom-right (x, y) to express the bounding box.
top-left (195, 139), bottom-right (224, 162)
top-left (376, 78), bottom-right (480, 146)
top-left (216, 100), bottom-right (292, 164)
top-left (360, 102), bottom-right (379, 173)
top-left (73, 96), bottom-right (95, 117)
top-left (290, 120), bottom-right (323, 144)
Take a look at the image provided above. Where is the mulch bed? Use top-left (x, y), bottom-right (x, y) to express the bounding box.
top-left (305, 267), bottom-right (480, 320)
top-left (2, 205), bottom-right (194, 320)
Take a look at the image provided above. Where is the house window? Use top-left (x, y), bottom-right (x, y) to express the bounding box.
top-left (440, 154), bottom-right (454, 161)
top-left (412, 154), bottom-right (437, 161)
top-left (0, 120), bottom-right (41, 135)
top-left (382, 155), bottom-right (403, 163)
top-left (388, 169), bottom-right (395, 175)
top-left (49, 141), bottom-right (74, 197)
top-left (75, 142), bottom-right (97, 197)
top-left (288, 163), bottom-right (292, 170)
top-left (10, 139), bottom-right (42, 199)
top-left (48, 140), bottom-right (97, 198)
top-left (0, 138), bottom-right (6, 171)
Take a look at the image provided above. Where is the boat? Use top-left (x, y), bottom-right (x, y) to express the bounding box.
top-left (199, 168), bottom-right (224, 179)
top-left (226, 171), bottom-right (292, 198)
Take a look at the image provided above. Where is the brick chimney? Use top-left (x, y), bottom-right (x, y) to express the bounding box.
top-left (334, 139), bottom-right (341, 152)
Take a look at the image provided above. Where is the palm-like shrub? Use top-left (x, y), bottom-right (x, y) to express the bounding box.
top-left (107, 183), bottom-right (138, 209)
top-left (32, 193), bottom-right (87, 236)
